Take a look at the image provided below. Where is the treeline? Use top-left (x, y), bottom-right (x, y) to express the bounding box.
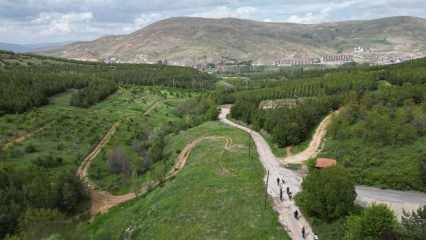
top-left (232, 96), bottom-right (341, 146)
top-left (110, 64), bottom-right (216, 89)
top-left (229, 58), bottom-right (426, 148)
top-left (0, 53), bottom-right (216, 113)
top-left (70, 78), bottom-right (118, 108)
top-left (223, 70), bottom-right (377, 105)
top-left (326, 84), bottom-right (426, 191)
top-left (0, 68), bottom-right (88, 113)
top-left (0, 167), bottom-right (88, 239)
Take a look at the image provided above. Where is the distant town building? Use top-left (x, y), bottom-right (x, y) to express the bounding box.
top-left (274, 57), bottom-right (320, 66)
top-left (320, 55), bottom-right (353, 65)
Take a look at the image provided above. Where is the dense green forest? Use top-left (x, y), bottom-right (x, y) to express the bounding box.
top-left (229, 58), bottom-right (426, 149)
top-left (322, 84), bottom-right (426, 191)
top-left (0, 50), bottom-right (216, 113)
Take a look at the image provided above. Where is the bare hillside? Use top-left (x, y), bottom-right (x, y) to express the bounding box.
top-left (43, 16), bottom-right (426, 65)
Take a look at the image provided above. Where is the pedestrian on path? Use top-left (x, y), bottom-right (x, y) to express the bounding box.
top-left (302, 227), bottom-right (306, 239)
top-left (277, 178), bottom-right (280, 186)
top-left (280, 187), bottom-right (283, 201)
top-left (294, 210), bottom-right (299, 219)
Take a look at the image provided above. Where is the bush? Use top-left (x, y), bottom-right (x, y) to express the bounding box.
top-left (107, 147), bottom-right (131, 176)
top-left (24, 144), bottom-right (37, 153)
top-left (400, 206), bottom-right (426, 240)
top-left (32, 155), bottom-right (63, 168)
top-left (297, 166), bottom-right (356, 221)
top-left (344, 204), bottom-right (398, 240)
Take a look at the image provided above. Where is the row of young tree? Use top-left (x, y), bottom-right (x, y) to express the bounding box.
top-left (229, 58), bottom-right (426, 148)
top-left (98, 94), bottom-right (219, 185)
top-left (226, 68), bottom-right (378, 104)
top-left (70, 79), bottom-right (118, 108)
top-left (0, 53), bottom-right (216, 113)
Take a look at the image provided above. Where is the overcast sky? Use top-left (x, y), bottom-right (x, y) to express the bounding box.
top-left (0, 0), bottom-right (425, 44)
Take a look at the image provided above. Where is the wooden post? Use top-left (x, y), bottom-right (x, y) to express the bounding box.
top-left (264, 170), bottom-right (269, 208)
top-left (248, 132), bottom-right (251, 161)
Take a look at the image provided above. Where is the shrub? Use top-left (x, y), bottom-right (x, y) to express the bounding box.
top-left (344, 204), bottom-right (398, 240)
top-left (297, 166), bottom-right (356, 221)
top-left (107, 147), bottom-right (131, 176)
top-left (24, 144), bottom-right (37, 153)
top-left (401, 206), bottom-right (426, 240)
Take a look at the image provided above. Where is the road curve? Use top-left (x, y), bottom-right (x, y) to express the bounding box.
top-left (220, 105), bottom-right (426, 222)
top-left (219, 105), bottom-right (315, 240)
top-left (281, 110), bottom-right (340, 164)
top-left (356, 186), bottom-right (426, 219)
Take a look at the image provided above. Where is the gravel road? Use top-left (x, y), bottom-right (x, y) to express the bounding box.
top-left (219, 105), bottom-right (315, 240)
top-left (220, 105), bottom-right (426, 239)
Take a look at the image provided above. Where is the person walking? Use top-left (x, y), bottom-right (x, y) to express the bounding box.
top-left (302, 227), bottom-right (306, 239)
top-left (277, 177), bottom-right (280, 186)
top-left (294, 210), bottom-right (299, 219)
top-left (280, 187), bottom-right (283, 201)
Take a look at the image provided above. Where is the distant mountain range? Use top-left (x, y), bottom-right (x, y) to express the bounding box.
top-left (0, 42), bottom-right (71, 53)
top-left (42, 16), bottom-right (426, 65)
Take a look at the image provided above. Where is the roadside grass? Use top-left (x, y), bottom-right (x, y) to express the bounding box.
top-left (77, 121), bottom-right (290, 240)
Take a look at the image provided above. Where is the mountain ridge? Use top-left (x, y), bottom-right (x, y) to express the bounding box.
top-left (42, 16), bottom-right (426, 65)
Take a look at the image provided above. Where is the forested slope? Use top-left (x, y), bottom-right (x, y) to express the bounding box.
top-left (0, 50), bottom-right (215, 113)
top-left (228, 58), bottom-right (426, 191)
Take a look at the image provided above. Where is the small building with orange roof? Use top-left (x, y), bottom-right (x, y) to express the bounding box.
top-left (315, 158), bottom-right (337, 169)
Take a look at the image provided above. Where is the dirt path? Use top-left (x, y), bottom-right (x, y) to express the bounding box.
top-left (281, 110), bottom-right (340, 164)
top-left (77, 121), bottom-right (232, 215)
top-left (221, 105), bottom-right (426, 225)
top-left (219, 105), bottom-right (315, 240)
top-left (144, 100), bottom-right (161, 116)
top-left (2, 126), bottom-right (46, 151)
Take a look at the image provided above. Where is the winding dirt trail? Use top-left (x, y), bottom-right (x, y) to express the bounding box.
top-left (281, 110), bottom-right (340, 164)
top-left (2, 126), bottom-right (46, 151)
top-left (144, 100), bottom-right (161, 116)
top-left (77, 121), bottom-right (233, 215)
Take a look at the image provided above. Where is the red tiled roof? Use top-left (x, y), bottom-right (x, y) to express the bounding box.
top-left (315, 158), bottom-right (337, 169)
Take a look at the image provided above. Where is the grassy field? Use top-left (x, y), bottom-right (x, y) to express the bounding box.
top-left (76, 121), bottom-right (290, 240)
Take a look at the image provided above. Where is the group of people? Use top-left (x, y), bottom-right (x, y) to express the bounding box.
top-left (276, 177), bottom-right (292, 201)
top-left (276, 177), bottom-right (314, 239)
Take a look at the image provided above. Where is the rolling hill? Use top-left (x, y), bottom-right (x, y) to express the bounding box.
top-left (43, 16), bottom-right (426, 65)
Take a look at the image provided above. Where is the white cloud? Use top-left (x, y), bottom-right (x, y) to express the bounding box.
top-left (33, 12), bottom-right (94, 34)
top-left (0, 0), bottom-right (425, 44)
top-left (286, 8), bottom-right (331, 24)
top-left (123, 13), bottom-right (163, 32)
top-left (285, 1), bottom-right (357, 24)
top-left (190, 6), bottom-right (258, 19)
